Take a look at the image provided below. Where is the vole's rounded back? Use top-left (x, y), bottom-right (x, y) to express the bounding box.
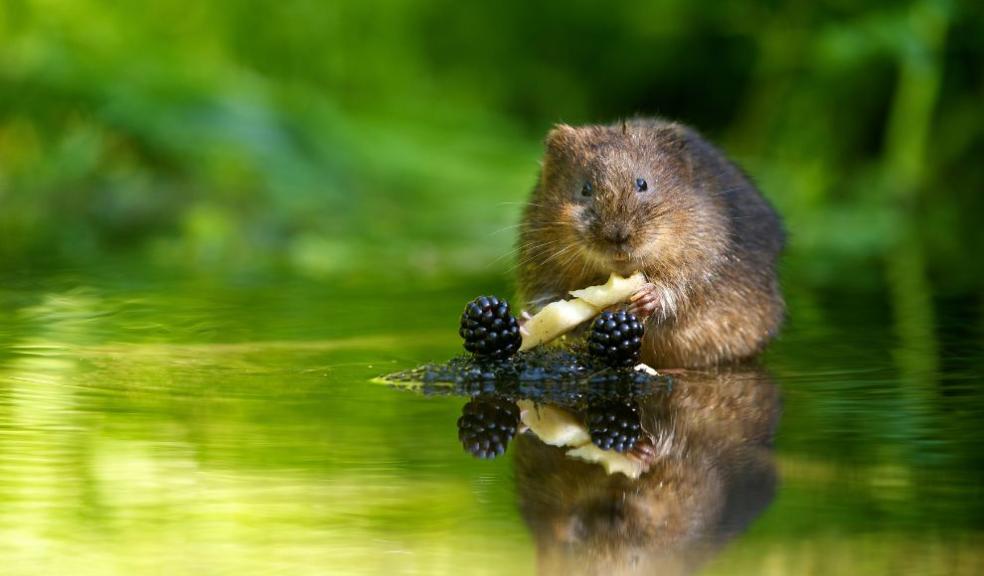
top-left (517, 118), bottom-right (784, 367)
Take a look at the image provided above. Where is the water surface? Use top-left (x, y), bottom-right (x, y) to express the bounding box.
top-left (0, 265), bottom-right (982, 575)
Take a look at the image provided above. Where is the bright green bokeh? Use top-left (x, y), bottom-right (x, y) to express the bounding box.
top-left (1, 0), bottom-right (981, 291)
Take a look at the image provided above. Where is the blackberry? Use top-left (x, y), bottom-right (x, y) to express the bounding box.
top-left (586, 310), bottom-right (644, 367)
top-left (585, 400), bottom-right (642, 453)
top-left (457, 396), bottom-right (520, 459)
top-left (459, 295), bottom-right (522, 358)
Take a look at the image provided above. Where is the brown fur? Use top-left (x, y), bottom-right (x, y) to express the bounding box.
top-left (517, 118), bottom-right (785, 368)
top-left (514, 367), bottom-right (780, 576)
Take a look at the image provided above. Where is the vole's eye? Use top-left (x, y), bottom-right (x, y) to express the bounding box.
top-left (635, 178), bottom-right (648, 192)
top-left (580, 182), bottom-right (593, 198)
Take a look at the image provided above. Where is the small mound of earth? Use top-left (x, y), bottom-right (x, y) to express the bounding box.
top-left (378, 347), bottom-right (672, 408)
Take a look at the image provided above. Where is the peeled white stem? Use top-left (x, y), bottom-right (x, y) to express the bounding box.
top-left (519, 272), bottom-right (645, 351)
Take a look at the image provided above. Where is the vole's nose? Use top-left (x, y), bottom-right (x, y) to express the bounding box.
top-left (603, 226), bottom-right (632, 246)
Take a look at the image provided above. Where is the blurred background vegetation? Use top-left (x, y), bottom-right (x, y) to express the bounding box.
top-left (0, 0), bottom-right (981, 293)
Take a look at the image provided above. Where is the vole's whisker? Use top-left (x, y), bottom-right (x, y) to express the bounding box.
top-left (487, 223), bottom-right (525, 236)
top-left (506, 238), bottom-right (574, 273)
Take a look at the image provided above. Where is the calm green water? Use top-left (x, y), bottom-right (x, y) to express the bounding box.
top-left (1, 265), bottom-right (982, 575)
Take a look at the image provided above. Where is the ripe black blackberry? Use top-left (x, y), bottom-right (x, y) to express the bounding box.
top-left (457, 396), bottom-right (520, 459)
top-left (459, 295), bottom-right (522, 358)
top-left (586, 310), bottom-right (644, 367)
top-left (585, 399), bottom-right (642, 453)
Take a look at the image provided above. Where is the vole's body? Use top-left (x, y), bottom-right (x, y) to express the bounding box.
top-left (518, 118), bottom-right (784, 367)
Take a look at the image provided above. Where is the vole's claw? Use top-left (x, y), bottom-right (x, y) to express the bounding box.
top-left (629, 283), bottom-right (660, 320)
top-left (629, 437), bottom-right (657, 466)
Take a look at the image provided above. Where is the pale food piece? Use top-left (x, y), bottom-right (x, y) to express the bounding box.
top-left (517, 399), bottom-right (591, 447)
top-left (568, 272), bottom-right (647, 307)
top-left (519, 398), bottom-right (648, 479)
top-left (519, 272), bottom-right (646, 351)
top-left (566, 443), bottom-right (645, 479)
top-left (518, 299), bottom-right (597, 351)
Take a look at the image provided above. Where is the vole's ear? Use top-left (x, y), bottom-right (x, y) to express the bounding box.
top-left (656, 124), bottom-right (694, 185)
top-left (544, 124), bottom-right (579, 157)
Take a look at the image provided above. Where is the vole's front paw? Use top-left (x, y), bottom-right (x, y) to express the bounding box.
top-left (628, 283), bottom-right (661, 320)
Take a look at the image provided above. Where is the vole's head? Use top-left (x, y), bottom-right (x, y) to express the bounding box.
top-left (535, 120), bottom-right (724, 277)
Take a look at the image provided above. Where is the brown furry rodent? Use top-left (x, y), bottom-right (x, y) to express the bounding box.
top-left (517, 118), bottom-right (785, 367)
top-left (514, 367), bottom-right (780, 576)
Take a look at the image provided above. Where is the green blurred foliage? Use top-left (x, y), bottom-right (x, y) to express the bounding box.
top-left (0, 0), bottom-right (981, 290)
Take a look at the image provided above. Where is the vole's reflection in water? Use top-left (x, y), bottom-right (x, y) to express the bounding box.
top-left (513, 367), bottom-right (779, 576)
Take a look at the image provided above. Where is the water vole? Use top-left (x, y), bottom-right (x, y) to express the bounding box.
top-left (517, 118), bottom-right (785, 367)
